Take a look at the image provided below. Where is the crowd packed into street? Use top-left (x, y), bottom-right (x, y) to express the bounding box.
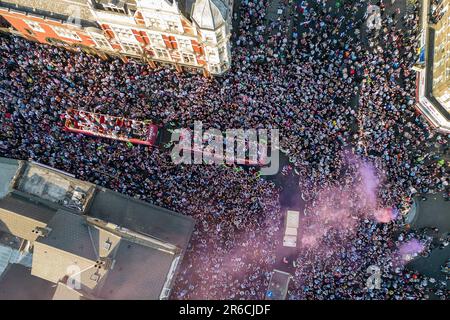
top-left (0, 0), bottom-right (448, 299)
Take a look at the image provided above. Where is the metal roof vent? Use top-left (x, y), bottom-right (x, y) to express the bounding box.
top-left (32, 226), bottom-right (52, 238)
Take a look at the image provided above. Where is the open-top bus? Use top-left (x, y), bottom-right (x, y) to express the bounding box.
top-left (178, 129), bottom-right (268, 166)
top-left (64, 109), bottom-right (159, 147)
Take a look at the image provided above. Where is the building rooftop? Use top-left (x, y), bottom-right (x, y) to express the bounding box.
top-left (0, 157), bottom-right (18, 199)
top-left (0, 193), bottom-right (56, 225)
top-left (39, 209), bottom-right (99, 262)
top-left (0, 0), bottom-right (99, 27)
top-left (52, 282), bottom-right (87, 300)
top-left (0, 264), bottom-right (55, 300)
top-left (415, 0), bottom-right (450, 133)
top-left (15, 162), bottom-right (95, 212)
top-left (98, 239), bottom-right (175, 299)
top-left (87, 188), bottom-right (194, 249)
top-left (191, 0), bottom-right (228, 30)
top-left (0, 157), bottom-right (195, 299)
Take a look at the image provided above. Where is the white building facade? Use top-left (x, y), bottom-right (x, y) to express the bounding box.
top-left (90, 0), bottom-right (233, 75)
top-left (0, 0), bottom-right (233, 76)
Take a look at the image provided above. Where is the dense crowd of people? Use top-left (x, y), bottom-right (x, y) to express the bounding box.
top-left (0, 0), bottom-right (448, 299)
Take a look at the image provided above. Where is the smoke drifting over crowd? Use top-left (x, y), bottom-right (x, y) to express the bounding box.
top-left (299, 153), bottom-right (396, 249)
top-left (396, 239), bottom-right (426, 265)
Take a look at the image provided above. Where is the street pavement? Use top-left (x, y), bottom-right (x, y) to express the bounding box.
top-left (406, 192), bottom-right (450, 292)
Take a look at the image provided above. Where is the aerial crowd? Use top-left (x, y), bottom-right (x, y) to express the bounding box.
top-left (0, 0), bottom-right (448, 299)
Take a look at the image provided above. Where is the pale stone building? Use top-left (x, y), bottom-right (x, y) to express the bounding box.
top-left (414, 0), bottom-right (450, 132)
top-left (0, 0), bottom-right (234, 76)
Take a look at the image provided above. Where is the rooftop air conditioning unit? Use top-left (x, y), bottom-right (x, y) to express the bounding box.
top-left (33, 226), bottom-right (52, 238)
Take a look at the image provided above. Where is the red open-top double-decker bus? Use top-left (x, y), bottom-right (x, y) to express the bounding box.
top-left (179, 129), bottom-right (268, 166)
top-left (63, 109), bottom-right (159, 147)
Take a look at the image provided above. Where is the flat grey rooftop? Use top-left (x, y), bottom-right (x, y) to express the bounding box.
top-left (39, 210), bottom-right (97, 261)
top-left (0, 193), bottom-right (56, 224)
top-left (0, 157), bottom-right (195, 299)
top-left (17, 163), bottom-right (94, 212)
top-left (98, 239), bottom-right (174, 300)
top-left (0, 157), bottom-right (19, 199)
top-left (0, 264), bottom-right (55, 300)
top-left (87, 188), bottom-right (195, 249)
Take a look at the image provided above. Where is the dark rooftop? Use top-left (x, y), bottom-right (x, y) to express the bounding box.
top-left (87, 188), bottom-right (195, 249)
top-left (0, 193), bottom-right (56, 224)
top-left (0, 157), bottom-right (195, 299)
top-left (98, 239), bottom-right (174, 300)
top-left (39, 210), bottom-right (98, 262)
top-left (0, 264), bottom-right (55, 300)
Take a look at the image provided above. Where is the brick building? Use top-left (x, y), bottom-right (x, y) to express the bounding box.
top-left (0, 0), bottom-right (233, 76)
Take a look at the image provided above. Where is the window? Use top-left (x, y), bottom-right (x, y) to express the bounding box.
top-left (182, 53), bottom-right (195, 64)
top-left (149, 33), bottom-right (165, 47)
top-left (92, 35), bottom-right (111, 49)
top-left (218, 46), bottom-right (226, 60)
top-left (434, 58), bottom-right (443, 68)
top-left (216, 31), bottom-right (223, 42)
top-left (103, 1), bottom-right (125, 13)
top-left (178, 38), bottom-right (192, 51)
top-left (155, 48), bottom-right (169, 59)
top-left (167, 21), bottom-right (179, 32)
top-left (433, 75), bottom-right (443, 85)
top-left (147, 18), bottom-right (161, 29)
top-left (24, 20), bottom-right (44, 33)
top-left (112, 27), bottom-right (136, 41)
top-left (121, 42), bottom-right (141, 54)
top-left (107, 6), bottom-right (125, 13)
top-left (51, 26), bottom-right (81, 41)
top-left (208, 49), bottom-right (217, 57)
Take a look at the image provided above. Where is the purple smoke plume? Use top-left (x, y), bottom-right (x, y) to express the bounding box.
top-left (298, 152), bottom-right (395, 248)
top-left (357, 161), bottom-right (380, 208)
top-left (397, 239), bottom-right (425, 264)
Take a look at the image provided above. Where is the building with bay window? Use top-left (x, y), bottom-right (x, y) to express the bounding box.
top-left (413, 0), bottom-right (450, 133)
top-left (0, 0), bottom-right (233, 76)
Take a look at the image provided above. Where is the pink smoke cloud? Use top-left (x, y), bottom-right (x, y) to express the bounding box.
top-left (397, 239), bottom-right (425, 264)
top-left (374, 207), bottom-right (397, 223)
top-left (357, 161), bottom-right (380, 208)
top-left (298, 152), bottom-right (396, 248)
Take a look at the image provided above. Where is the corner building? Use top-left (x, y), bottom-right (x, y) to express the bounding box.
top-left (0, 0), bottom-right (233, 76)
